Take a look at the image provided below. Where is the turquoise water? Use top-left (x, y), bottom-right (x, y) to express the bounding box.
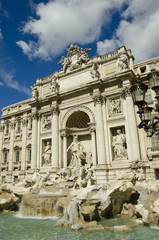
top-left (0, 213), bottom-right (159, 240)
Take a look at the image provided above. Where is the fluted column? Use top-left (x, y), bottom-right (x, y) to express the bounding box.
top-left (9, 119), bottom-right (15, 171)
top-left (61, 130), bottom-right (67, 168)
top-left (89, 123), bottom-right (97, 166)
top-left (122, 87), bottom-right (140, 161)
top-left (31, 108), bottom-right (38, 170)
top-left (21, 116), bottom-right (28, 171)
top-left (93, 94), bottom-right (106, 165)
top-left (102, 96), bottom-right (110, 165)
top-left (51, 106), bottom-right (59, 168)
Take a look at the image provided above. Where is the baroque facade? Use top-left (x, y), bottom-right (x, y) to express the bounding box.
top-left (0, 45), bottom-right (159, 184)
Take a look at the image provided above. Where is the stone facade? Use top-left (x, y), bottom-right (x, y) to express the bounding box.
top-left (0, 45), bottom-right (159, 184)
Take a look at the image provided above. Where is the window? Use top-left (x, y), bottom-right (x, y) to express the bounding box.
top-left (26, 144), bottom-right (31, 162)
top-left (28, 149), bottom-right (31, 161)
top-left (3, 152), bottom-right (7, 163)
top-left (17, 120), bottom-right (21, 132)
top-left (5, 123), bottom-right (9, 134)
top-left (155, 169), bottom-right (159, 180)
top-left (140, 66), bottom-right (146, 73)
top-left (15, 150), bottom-right (20, 162)
top-left (28, 118), bottom-right (32, 129)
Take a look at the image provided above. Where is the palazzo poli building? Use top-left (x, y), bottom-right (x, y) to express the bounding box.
top-left (0, 44), bottom-right (159, 184)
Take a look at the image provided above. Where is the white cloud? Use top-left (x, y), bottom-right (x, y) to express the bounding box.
top-left (17, 0), bottom-right (128, 60)
top-left (0, 69), bottom-right (31, 96)
top-left (97, 0), bottom-right (159, 62)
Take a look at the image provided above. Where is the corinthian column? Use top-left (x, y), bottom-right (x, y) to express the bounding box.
top-left (31, 108), bottom-right (38, 170)
top-left (89, 123), bottom-right (97, 166)
top-left (93, 94), bottom-right (106, 165)
top-left (122, 87), bottom-right (140, 162)
top-left (21, 116), bottom-right (28, 171)
top-left (51, 105), bottom-right (59, 169)
top-left (61, 130), bottom-right (67, 168)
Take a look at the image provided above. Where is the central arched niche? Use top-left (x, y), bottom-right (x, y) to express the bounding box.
top-left (66, 111), bottom-right (90, 128)
top-left (66, 111), bottom-right (92, 167)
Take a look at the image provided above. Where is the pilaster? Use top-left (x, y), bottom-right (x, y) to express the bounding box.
top-left (9, 119), bottom-right (15, 172)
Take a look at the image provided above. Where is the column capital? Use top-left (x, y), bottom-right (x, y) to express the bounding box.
top-left (22, 118), bottom-right (28, 126)
top-left (31, 109), bottom-right (38, 120)
top-left (50, 106), bottom-right (59, 115)
top-left (121, 87), bottom-right (131, 99)
top-left (10, 121), bottom-right (16, 130)
top-left (92, 94), bottom-right (103, 105)
top-left (60, 129), bottom-right (67, 137)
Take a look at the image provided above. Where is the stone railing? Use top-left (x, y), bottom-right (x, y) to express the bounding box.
top-left (100, 50), bottom-right (119, 61)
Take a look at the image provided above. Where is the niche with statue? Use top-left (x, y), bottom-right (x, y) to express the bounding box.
top-left (42, 139), bottom-right (52, 167)
top-left (111, 126), bottom-right (127, 161)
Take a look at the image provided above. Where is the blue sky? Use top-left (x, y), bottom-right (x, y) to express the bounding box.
top-left (0, 0), bottom-right (159, 113)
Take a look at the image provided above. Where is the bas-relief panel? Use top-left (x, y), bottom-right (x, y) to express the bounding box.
top-left (107, 97), bottom-right (123, 117)
top-left (42, 115), bottom-right (51, 131)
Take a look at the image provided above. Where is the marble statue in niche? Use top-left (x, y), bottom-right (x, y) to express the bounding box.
top-left (108, 98), bottom-right (122, 116)
top-left (42, 115), bottom-right (51, 130)
top-left (112, 129), bottom-right (127, 160)
top-left (67, 135), bottom-right (86, 168)
top-left (42, 141), bottom-right (52, 166)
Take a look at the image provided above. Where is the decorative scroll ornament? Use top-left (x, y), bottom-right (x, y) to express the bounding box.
top-left (59, 44), bottom-right (91, 73)
top-left (121, 87), bottom-right (131, 99)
